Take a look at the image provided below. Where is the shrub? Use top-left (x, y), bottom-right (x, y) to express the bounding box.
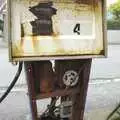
top-left (0, 19), bottom-right (4, 31)
top-left (107, 19), bottom-right (120, 30)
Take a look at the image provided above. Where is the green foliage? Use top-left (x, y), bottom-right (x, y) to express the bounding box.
top-left (109, 0), bottom-right (120, 20)
top-left (107, 19), bottom-right (120, 30)
top-left (107, 0), bottom-right (120, 30)
top-left (0, 19), bottom-right (4, 31)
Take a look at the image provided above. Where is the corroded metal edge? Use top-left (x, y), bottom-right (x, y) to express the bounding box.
top-left (11, 55), bottom-right (104, 62)
top-left (7, 0), bottom-right (13, 62)
top-left (7, 0), bottom-right (107, 62)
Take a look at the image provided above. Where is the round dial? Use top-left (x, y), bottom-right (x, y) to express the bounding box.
top-left (63, 70), bottom-right (79, 87)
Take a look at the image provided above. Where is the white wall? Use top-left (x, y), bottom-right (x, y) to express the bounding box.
top-left (108, 30), bottom-right (120, 44)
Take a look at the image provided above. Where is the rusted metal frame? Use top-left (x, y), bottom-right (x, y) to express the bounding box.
top-left (24, 62), bottom-right (38, 120)
top-left (8, 0), bottom-right (106, 62)
top-left (36, 87), bottom-right (79, 100)
top-left (12, 55), bottom-right (104, 62)
top-left (102, 0), bottom-right (108, 57)
top-left (71, 59), bottom-right (92, 120)
top-left (24, 59), bottom-right (92, 120)
top-left (7, 0), bottom-right (12, 62)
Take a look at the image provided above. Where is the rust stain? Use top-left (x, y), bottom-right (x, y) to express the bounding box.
top-left (74, 0), bottom-right (102, 10)
top-left (75, 0), bottom-right (100, 5)
top-left (75, 0), bottom-right (93, 4)
top-left (32, 36), bottom-right (40, 52)
top-left (20, 24), bottom-right (25, 48)
top-left (12, 36), bottom-right (103, 57)
top-left (11, 0), bottom-right (104, 58)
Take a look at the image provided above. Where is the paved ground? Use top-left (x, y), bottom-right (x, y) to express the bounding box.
top-left (85, 79), bottom-right (120, 120)
top-left (0, 47), bottom-right (26, 87)
top-left (0, 91), bottom-right (31, 120)
top-left (0, 79), bottom-right (120, 120)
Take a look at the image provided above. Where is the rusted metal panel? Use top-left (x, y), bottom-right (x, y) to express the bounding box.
top-left (71, 59), bottom-right (92, 120)
top-left (24, 62), bottom-right (38, 120)
top-left (24, 59), bottom-right (92, 120)
top-left (7, 0), bottom-right (107, 61)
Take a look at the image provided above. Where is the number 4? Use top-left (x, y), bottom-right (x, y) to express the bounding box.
top-left (73, 23), bottom-right (80, 35)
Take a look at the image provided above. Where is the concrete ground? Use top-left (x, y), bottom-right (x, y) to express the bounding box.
top-left (85, 79), bottom-right (120, 120)
top-left (0, 91), bottom-right (30, 120)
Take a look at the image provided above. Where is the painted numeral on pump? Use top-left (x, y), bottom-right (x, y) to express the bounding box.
top-left (73, 23), bottom-right (80, 35)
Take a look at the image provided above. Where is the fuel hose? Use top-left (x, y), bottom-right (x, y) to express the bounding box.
top-left (0, 62), bottom-right (23, 103)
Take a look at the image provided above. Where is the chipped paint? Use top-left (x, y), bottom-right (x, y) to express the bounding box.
top-left (8, 0), bottom-right (106, 61)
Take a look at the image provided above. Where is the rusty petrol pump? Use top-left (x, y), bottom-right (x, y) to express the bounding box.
top-left (7, 0), bottom-right (107, 120)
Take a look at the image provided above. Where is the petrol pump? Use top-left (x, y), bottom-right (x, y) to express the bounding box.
top-left (2, 0), bottom-right (107, 119)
